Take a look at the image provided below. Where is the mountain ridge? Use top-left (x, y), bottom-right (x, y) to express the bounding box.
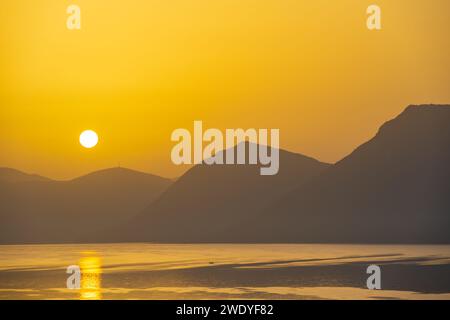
top-left (255, 104), bottom-right (450, 243)
top-left (0, 166), bottom-right (172, 243)
top-left (0, 167), bottom-right (50, 183)
top-left (1, 104), bottom-right (449, 244)
top-left (121, 143), bottom-right (331, 242)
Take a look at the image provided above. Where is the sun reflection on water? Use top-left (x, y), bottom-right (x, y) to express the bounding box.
top-left (79, 254), bottom-right (102, 300)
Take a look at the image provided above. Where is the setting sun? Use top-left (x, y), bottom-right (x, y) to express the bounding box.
top-left (79, 130), bottom-right (99, 149)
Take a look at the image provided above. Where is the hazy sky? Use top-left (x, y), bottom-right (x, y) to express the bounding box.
top-left (1, 0), bottom-right (449, 179)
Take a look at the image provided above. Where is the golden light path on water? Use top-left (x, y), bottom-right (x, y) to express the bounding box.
top-left (79, 254), bottom-right (102, 300)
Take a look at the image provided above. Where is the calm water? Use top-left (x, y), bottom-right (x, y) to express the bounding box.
top-left (0, 243), bottom-right (449, 300)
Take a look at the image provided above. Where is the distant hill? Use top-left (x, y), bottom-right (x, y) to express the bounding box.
top-left (251, 104), bottom-right (450, 243)
top-left (122, 143), bottom-right (330, 242)
top-left (0, 168), bottom-right (49, 183)
top-left (0, 167), bottom-right (172, 243)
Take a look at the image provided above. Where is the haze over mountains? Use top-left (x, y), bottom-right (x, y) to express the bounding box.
top-left (1, 105), bottom-right (449, 244)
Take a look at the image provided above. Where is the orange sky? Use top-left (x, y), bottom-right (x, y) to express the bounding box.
top-left (1, 0), bottom-right (449, 179)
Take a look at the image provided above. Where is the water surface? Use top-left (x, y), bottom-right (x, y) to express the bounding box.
top-left (0, 243), bottom-right (449, 299)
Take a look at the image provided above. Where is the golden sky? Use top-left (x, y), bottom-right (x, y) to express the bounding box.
top-left (1, 0), bottom-right (449, 179)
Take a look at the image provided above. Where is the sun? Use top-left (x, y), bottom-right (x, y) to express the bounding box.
top-left (79, 130), bottom-right (99, 149)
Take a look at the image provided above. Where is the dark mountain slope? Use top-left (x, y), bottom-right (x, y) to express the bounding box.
top-left (257, 105), bottom-right (450, 243)
top-left (125, 144), bottom-right (330, 242)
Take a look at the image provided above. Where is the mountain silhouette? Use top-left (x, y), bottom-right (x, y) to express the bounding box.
top-left (2, 104), bottom-right (449, 244)
top-left (122, 104), bottom-right (450, 243)
top-left (122, 143), bottom-right (330, 242)
top-left (248, 104), bottom-right (450, 243)
top-left (0, 167), bottom-right (172, 243)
